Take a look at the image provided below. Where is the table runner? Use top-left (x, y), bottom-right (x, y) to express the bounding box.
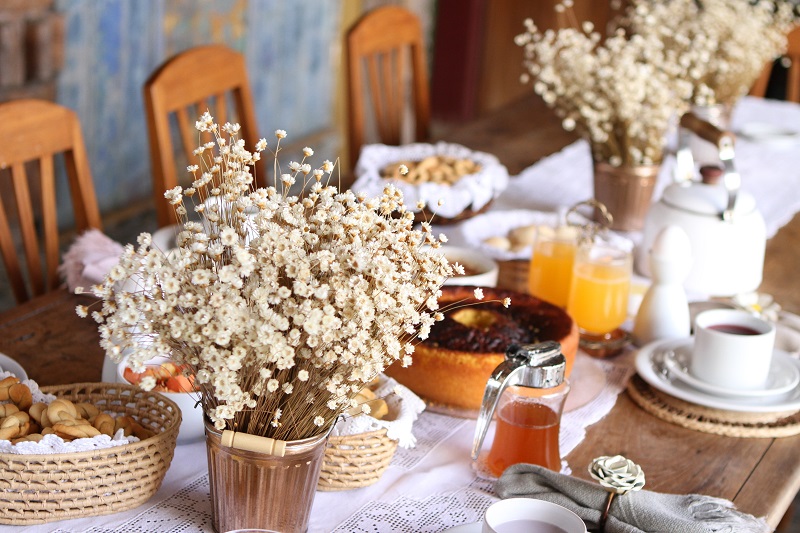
top-left (15, 354), bottom-right (630, 532)
top-left (478, 96), bottom-right (800, 240)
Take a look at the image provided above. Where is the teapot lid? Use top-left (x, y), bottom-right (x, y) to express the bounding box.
top-left (662, 182), bottom-right (757, 218)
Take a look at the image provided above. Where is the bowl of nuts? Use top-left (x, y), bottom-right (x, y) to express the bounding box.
top-left (352, 142), bottom-right (509, 224)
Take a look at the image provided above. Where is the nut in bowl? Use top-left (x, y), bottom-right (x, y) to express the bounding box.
top-left (352, 142), bottom-right (509, 224)
top-left (118, 357), bottom-right (204, 444)
top-left (438, 246), bottom-right (499, 288)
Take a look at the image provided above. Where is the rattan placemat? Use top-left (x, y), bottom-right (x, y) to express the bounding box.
top-left (627, 375), bottom-right (800, 438)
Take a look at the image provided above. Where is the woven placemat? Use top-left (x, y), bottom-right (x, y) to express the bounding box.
top-left (627, 375), bottom-right (800, 438)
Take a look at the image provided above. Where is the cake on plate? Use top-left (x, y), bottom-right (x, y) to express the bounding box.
top-left (384, 286), bottom-right (579, 411)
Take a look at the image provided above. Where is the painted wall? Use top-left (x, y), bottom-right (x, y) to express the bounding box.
top-left (55, 0), bottom-right (343, 216)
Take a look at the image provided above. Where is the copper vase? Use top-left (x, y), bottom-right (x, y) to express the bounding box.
top-left (204, 420), bottom-right (329, 533)
top-left (592, 162), bottom-right (660, 231)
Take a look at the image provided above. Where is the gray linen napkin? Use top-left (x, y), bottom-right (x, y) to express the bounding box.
top-left (495, 464), bottom-right (770, 533)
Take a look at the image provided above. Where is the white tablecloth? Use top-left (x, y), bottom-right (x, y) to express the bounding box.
top-left (482, 96), bottom-right (800, 240)
top-left (19, 354), bottom-right (632, 533)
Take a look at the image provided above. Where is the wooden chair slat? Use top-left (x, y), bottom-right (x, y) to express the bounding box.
top-left (39, 156), bottom-right (60, 292)
top-left (143, 45), bottom-right (263, 227)
top-left (0, 99), bottom-right (102, 304)
top-left (10, 162), bottom-right (44, 297)
top-left (345, 6), bottom-right (431, 172)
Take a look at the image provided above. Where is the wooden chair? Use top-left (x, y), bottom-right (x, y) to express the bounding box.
top-left (345, 5), bottom-right (431, 171)
top-left (143, 44), bottom-right (263, 227)
top-left (0, 99), bottom-right (102, 304)
top-left (750, 25), bottom-right (800, 103)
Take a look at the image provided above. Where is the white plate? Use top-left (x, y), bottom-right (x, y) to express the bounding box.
top-left (0, 353), bottom-right (28, 380)
top-left (636, 338), bottom-right (800, 413)
top-left (661, 339), bottom-right (799, 398)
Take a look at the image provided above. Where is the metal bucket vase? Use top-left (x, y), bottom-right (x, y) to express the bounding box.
top-left (205, 420), bottom-right (329, 533)
top-left (592, 162), bottom-right (660, 231)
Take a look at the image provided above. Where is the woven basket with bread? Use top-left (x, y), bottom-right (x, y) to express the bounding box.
top-left (0, 381), bottom-right (180, 525)
top-left (318, 376), bottom-right (425, 491)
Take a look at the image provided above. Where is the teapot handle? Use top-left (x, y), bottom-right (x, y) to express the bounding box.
top-left (677, 112), bottom-right (741, 221)
top-left (679, 112), bottom-right (736, 148)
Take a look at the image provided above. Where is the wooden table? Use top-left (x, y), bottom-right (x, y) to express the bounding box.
top-left (2, 92), bottom-right (799, 530)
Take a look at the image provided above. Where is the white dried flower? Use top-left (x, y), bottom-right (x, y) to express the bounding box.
top-left (83, 117), bottom-right (455, 443)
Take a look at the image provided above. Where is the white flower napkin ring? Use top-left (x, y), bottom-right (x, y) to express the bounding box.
top-left (589, 455), bottom-right (646, 532)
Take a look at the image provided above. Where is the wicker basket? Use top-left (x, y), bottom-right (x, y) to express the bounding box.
top-left (0, 382), bottom-right (181, 525)
top-left (317, 428), bottom-right (398, 491)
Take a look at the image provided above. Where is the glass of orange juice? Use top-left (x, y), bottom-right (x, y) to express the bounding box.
top-left (567, 236), bottom-right (633, 339)
top-left (527, 225), bottom-right (578, 308)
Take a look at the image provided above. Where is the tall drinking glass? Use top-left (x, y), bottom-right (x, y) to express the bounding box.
top-left (566, 237), bottom-right (633, 341)
top-left (527, 225), bottom-right (578, 308)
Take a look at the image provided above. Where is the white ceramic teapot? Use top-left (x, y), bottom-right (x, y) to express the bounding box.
top-left (638, 113), bottom-right (766, 297)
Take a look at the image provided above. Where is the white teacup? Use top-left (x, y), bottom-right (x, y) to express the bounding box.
top-left (482, 498), bottom-right (586, 533)
top-left (690, 309), bottom-right (776, 390)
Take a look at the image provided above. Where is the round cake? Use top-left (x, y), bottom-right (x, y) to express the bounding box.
top-left (384, 286), bottom-right (579, 411)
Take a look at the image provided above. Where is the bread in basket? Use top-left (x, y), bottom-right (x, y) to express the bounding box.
top-left (0, 382), bottom-right (180, 525)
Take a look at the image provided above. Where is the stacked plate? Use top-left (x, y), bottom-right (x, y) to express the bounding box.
top-left (635, 337), bottom-right (800, 413)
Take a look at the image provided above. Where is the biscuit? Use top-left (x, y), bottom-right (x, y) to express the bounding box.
top-left (9, 383), bottom-right (32, 410)
top-left (53, 419), bottom-right (101, 440)
top-left (0, 403), bottom-right (19, 418)
top-left (92, 413), bottom-right (115, 437)
top-left (75, 403), bottom-right (100, 420)
top-left (46, 399), bottom-right (79, 423)
top-left (0, 376), bottom-right (20, 401)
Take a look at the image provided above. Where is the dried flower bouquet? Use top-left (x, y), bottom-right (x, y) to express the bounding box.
top-left (623, 0), bottom-right (796, 107)
top-left (516, 11), bottom-right (692, 167)
top-left (82, 113), bottom-right (462, 442)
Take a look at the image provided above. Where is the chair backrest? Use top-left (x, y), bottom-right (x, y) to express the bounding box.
top-left (0, 99), bottom-right (102, 304)
top-left (345, 6), bottom-right (431, 171)
top-left (143, 44), bottom-right (263, 227)
top-left (749, 25), bottom-right (800, 103)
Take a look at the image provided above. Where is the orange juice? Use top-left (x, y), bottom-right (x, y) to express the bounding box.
top-left (528, 234), bottom-right (576, 308)
top-left (567, 260), bottom-right (631, 334)
top-left (486, 400), bottom-right (561, 476)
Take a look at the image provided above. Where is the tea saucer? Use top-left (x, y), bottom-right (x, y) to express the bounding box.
top-left (636, 338), bottom-right (800, 413)
top-left (661, 339), bottom-right (799, 398)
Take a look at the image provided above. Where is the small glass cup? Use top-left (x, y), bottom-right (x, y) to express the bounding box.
top-left (527, 225), bottom-right (578, 308)
top-left (567, 236), bottom-right (633, 350)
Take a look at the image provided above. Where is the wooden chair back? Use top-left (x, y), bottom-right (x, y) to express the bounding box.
top-left (0, 99), bottom-right (102, 304)
top-left (750, 25), bottom-right (800, 103)
top-left (345, 6), bottom-right (431, 171)
top-left (143, 44), bottom-right (263, 227)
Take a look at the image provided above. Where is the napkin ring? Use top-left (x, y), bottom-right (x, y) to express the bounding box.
top-left (588, 455), bottom-right (646, 533)
top-left (598, 491), bottom-right (616, 533)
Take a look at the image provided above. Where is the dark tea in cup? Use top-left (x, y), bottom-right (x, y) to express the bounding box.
top-left (707, 324), bottom-right (760, 335)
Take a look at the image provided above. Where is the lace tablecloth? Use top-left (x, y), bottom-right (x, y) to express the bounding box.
top-left (15, 354), bottom-right (632, 533)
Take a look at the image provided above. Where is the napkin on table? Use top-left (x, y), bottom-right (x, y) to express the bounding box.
top-left (59, 229), bottom-right (124, 292)
top-left (495, 464), bottom-right (770, 533)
